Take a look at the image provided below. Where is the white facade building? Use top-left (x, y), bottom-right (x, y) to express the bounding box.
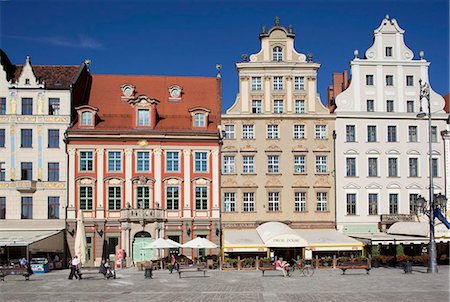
top-left (334, 16), bottom-right (447, 233)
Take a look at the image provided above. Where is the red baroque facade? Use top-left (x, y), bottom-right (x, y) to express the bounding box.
top-left (66, 74), bottom-right (221, 266)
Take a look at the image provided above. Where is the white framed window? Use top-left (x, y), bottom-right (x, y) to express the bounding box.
top-left (137, 109), bottom-right (150, 126)
top-left (295, 192), bottom-right (307, 212)
top-left (81, 111), bottom-right (93, 126)
top-left (224, 192), bottom-right (236, 212)
top-left (194, 113), bottom-right (206, 127)
top-left (432, 158), bottom-right (438, 177)
top-left (108, 186), bottom-right (121, 210)
top-left (315, 125), bottom-right (327, 140)
top-left (242, 156), bottom-right (254, 173)
top-left (346, 158), bottom-right (356, 177)
top-left (267, 124), bottom-right (279, 139)
top-left (224, 125), bottom-right (235, 139)
top-left (407, 101), bottom-right (414, 113)
top-left (136, 186), bottom-right (151, 209)
top-left (368, 193), bottom-right (378, 215)
top-left (108, 151), bottom-right (122, 172)
top-left (223, 156), bottom-right (235, 174)
top-left (166, 186), bottom-right (179, 210)
top-left (389, 193), bottom-right (398, 214)
top-left (409, 193), bottom-right (420, 214)
top-left (385, 46), bottom-right (393, 57)
top-left (406, 75), bottom-right (414, 86)
top-left (273, 46), bottom-right (283, 61)
top-left (408, 126), bottom-right (418, 142)
top-left (194, 151), bottom-right (208, 172)
top-left (316, 192), bottom-right (328, 212)
top-left (366, 100), bottom-right (375, 112)
top-left (409, 158), bottom-right (418, 177)
top-left (79, 186), bottom-right (93, 210)
top-left (347, 193), bottom-right (357, 215)
top-left (268, 192), bottom-right (280, 211)
top-left (251, 77), bottom-right (262, 90)
top-left (366, 75), bottom-right (374, 86)
top-left (294, 77), bottom-right (305, 90)
top-left (367, 125), bottom-right (377, 142)
top-left (252, 100), bottom-right (262, 113)
top-left (386, 100), bottom-right (394, 112)
top-left (387, 126), bottom-right (397, 142)
top-left (295, 100), bottom-right (305, 113)
top-left (195, 186), bottom-right (208, 210)
top-left (294, 155), bottom-right (306, 173)
top-left (431, 126), bottom-right (438, 142)
top-left (136, 151), bottom-right (150, 172)
top-left (315, 156), bottom-right (327, 173)
top-left (166, 151), bottom-right (180, 172)
top-left (243, 192), bottom-right (255, 212)
top-left (388, 158), bottom-right (398, 177)
top-left (267, 155), bottom-right (279, 173)
top-left (79, 151), bottom-right (93, 172)
top-left (346, 125), bottom-right (356, 142)
top-left (386, 75), bottom-right (394, 86)
top-left (368, 158), bottom-right (378, 176)
top-left (273, 76), bottom-right (283, 90)
top-left (242, 124), bottom-right (254, 139)
top-left (293, 124), bottom-right (305, 139)
top-left (273, 100), bottom-right (283, 113)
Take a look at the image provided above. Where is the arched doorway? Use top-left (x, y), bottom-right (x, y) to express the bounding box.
top-left (132, 231), bottom-right (154, 263)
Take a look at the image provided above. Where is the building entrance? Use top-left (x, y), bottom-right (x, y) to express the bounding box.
top-left (132, 231), bottom-right (154, 263)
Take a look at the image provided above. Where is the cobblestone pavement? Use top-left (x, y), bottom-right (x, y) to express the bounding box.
top-left (0, 266), bottom-right (448, 302)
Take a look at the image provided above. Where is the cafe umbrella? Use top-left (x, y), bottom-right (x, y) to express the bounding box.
top-left (142, 238), bottom-right (181, 269)
top-left (74, 211), bottom-right (88, 265)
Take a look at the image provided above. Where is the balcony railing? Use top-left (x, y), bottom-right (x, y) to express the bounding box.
top-left (15, 180), bottom-right (37, 192)
top-left (120, 208), bottom-right (166, 222)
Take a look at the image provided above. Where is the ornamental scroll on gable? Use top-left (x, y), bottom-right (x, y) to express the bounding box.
top-left (168, 85), bottom-right (183, 102)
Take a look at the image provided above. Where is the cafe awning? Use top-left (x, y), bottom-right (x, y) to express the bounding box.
top-left (296, 229), bottom-right (364, 251)
top-left (223, 229), bottom-right (266, 252)
top-left (256, 222), bottom-right (308, 248)
top-left (347, 232), bottom-right (434, 245)
top-left (0, 230), bottom-right (65, 252)
top-left (388, 221), bottom-right (450, 240)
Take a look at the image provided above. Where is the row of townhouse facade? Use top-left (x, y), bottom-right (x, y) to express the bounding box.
top-left (0, 16), bottom-right (448, 267)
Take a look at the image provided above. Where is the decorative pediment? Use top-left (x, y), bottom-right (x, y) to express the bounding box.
top-left (222, 145), bottom-right (238, 153)
top-left (120, 84), bottom-right (135, 98)
top-left (222, 177), bottom-right (238, 188)
top-left (132, 176), bottom-right (155, 185)
top-left (242, 179), bottom-right (258, 188)
top-left (406, 183), bottom-right (423, 190)
top-left (192, 177), bottom-right (211, 185)
top-left (386, 182), bottom-right (401, 189)
top-left (128, 95), bottom-right (159, 107)
top-left (15, 56), bottom-right (43, 88)
top-left (366, 149), bottom-right (381, 155)
top-left (292, 145), bottom-right (308, 152)
top-left (406, 149), bottom-right (420, 155)
top-left (365, 183), bottom-right (382, 189)
top-left (265, 176), bottom-right (283, 188)
top-left (75, 176), bottom-right (97, 185)
top-left (429, 150), bottom-right (441, 156)
top-left (240, 144), bottom-right (257, 152)
top-left (344, 149), bottom-right (359, 155)
top-left (104, 177), bottom-right (124, 185)
top-left (343, 183), bottom-right (361, 190)
top-left (168, 85), bottom-right (183, 101)
top-left (265, 144), bottom-right (282, 153)
top-left (386, 149), bottom-right (400, 155)
top-left (292, 178), bottom-right (309, 188)
top-left (314, 143), bottom-right (330, 152)
top-left (313, 176), bottom-right (331, 188)
top-left (162, 177), bottom-right (183, 185)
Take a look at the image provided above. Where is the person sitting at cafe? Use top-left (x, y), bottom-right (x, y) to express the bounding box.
top-left (275, 257), bottom-right (289, 277)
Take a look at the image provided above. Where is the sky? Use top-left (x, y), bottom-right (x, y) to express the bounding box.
top-left (1, 0), bottom-right (449, 111)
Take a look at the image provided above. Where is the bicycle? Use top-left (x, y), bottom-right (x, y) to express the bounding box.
top-left (288, 259), bottom-right (314, 277)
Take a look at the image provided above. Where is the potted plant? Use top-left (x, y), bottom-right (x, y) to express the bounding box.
top-left (338, 256), bottom-right (350, 265)
top-left (371, 245), bottom-right (381, 267)
top-left (167, 263), bottom-right (174, 273)
top-left (243, 257), bottom-right (254, 268)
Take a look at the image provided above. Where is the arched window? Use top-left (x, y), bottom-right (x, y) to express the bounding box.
top-left (81, 111), bottom-right (93, 126)
top-left (273, 46), bottom-right (283, 61)
top-left (194, 113), bottom-right (206, 127)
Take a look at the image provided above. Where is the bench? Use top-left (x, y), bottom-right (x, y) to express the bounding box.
top-left (338, 261), bottom-right (371, 275)
top-left (0, 267), bottom-right (31, 281)
top-left (260, 263), bottom-right (286, 277)
top-left (177, 264), bottom-right (207, 279)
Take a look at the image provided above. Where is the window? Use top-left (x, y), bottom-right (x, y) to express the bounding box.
top-left (251, 77), bottom-right (262, 90)
top-left (195, 186), bottom-right (208, 210)
top-left (21, 98), bottom-right (33, 115)
top-left (108, 151), bottom-right (121, 172)
top-left (0, 197), bottom-right (5, 219)
top-left (80, 151), bottom-right (93, 171)
top-left (346, 158), bottom-right (356, 177)
top-left (48, 129), bottom-right (59, 148)
top-left (252, 100), bottom-right (262, 113)
top-left (25, 78), bottom-right (30, 85)
top-left (223, 156), bottom-right (235, 174)
top-left (267, 155), bottom-right (279, 173)
top-left (48, 197), bottom-right (60, 219)
top-left (21, 129), bottom-right (32, 147)
top-left (346, 194), bottom-right (356, 215)
top-left (388, 158), bottom-right (398, 177)
top-left (267, 124), bottom-right (279, 139)
top-left (268, 192), bottom-right (280, 211)
top-left (406, 75), bottom-right (414, 86)
top-left (242, 124), bottom-right (254, 139)
top-left (0, 98), bottom-right (5, 115)
top-left (0, 129), bottom-right (4, 147)
top-left (366, 100), bottom-right (374, 112)
top-left (48, 98), bottom-right (60, 115)
top-left (0, 162), bottom-right (5, 181)
top-left (315, 156), bottom-right (327, 173)
top-left (21, 197), bottom-right (32, 219)
top-left (385, 47), bottom-right (393, 57)
top-left (21, 162), bottom-right (32, 180)
top-left (243, 192), bottom-right (255, 212)
top-left (136, 151), bottom-right (150, 172)
top-left (295, 192), bottom-right (306, 212)
top-left (273, 46), bottom-right (283, 61)
top-left (224, 125), bottom-right (235, 139)
top-left (386, 75), bottom-right (394, 86)
top-left (293, 124), bottom-right (305, 139)
top-left (137, 109), bottom-right (150, 126)
top-left (294, 77), bottom-right (305, 90)
top-left (386, 100), bottom-right (394, 112)
top-left (48, 162), bottom-right (59, 181)
top-left (389, 194), bottom-right (398, 214)
top-left (294, 155), bottom-right (306, 173)
top-left (195, 152), bottom-right (208, 172)
top-left (366, 75), bottom-right (374, 86)
top-left (224, 192), bottom-right (236, 212)
top-left (432, 158), bottom-right (438, 177)
top-left (273, 76), bottom-right (283, 90)
top-left (368, 194), bottom-right (378, 215)
top-left (409, 158), bottom-right (418, 177)
top-left (242, 156), bottom-right (254, 173)
top-left (194, 113), bottom-right (206, 127)
top-left (273, 100), bottom-right (283, 113)
top-left (317, 192), bottom-right (328, 212)
top-left (431, 126), bottom-right (438, 143)
top-left (108, 187), bottom-right (121, 210)
top-left (387, 126), bottom-right (397, 142)
top-left (406, 126), bottom-right (418, 142)
top-left (407, 101), bottom-right (414, 113)
top-left (346, 125), bottom-right (356, 142)
top-left (409, 193), bottom-right (419, 214)
top-left (81, 111), bottom-right (93, 126)
top-left (315, 125), bottom-right (327, 140)
top-left (137, 186), bottom-right (151, 209)
top-left (367, 126), bottom-right (377, 142)
top-left (166, 186), bottom-right (179, 210)
top-left (79, 186), bottom-right (93, 210)
top-left (295, 100), bottom-right (305, 113)
top-left (166, 151), bottom-right (179, 172)
top-left (368, 158), bottom-right (378, 177)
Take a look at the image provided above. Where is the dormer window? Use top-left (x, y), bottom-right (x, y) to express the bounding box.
top-left (168, 85), bottom-right (183, 102)
top-left (273, 46), bottom-right (283, 61)
top-left (385, 47), bottom-right (393, 57)
top-left (189, 107), bottom-right (210, 129)
top-left (75, 105), bottom-right (98, 128)
top-left (137, 109), bottom-right (150, 126)
top-left (81, 111), bottom-right (93, 126)
top-left (128, 96), bottom-right (158, 128)
top-left (120, 84), bottom-right (135, 100)
top-left (194, 113), bottom-right (206, 127)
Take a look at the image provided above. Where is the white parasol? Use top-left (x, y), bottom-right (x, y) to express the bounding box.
top-left (74, 210), bottom-right (87, 265)
top-left (182, 237), bottom-right (217, 249)
top-left (142, 238), bottom-right (181, 249)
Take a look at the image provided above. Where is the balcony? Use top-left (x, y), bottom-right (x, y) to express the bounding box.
top-left (120, 208), bottom-right (166, 223)
top-left (15, 180), bottom-right (37, 193)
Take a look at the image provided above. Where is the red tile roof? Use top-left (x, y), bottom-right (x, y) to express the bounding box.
top-left (444, 93), bottom-right (449, 113)
top-left (70, 74), bottom-right (220, 134)
top-left (12, 65), bottom-right (81, 89)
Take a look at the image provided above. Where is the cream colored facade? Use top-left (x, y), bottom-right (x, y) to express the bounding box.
top-left (221, 20), bottom-right (335, 230)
